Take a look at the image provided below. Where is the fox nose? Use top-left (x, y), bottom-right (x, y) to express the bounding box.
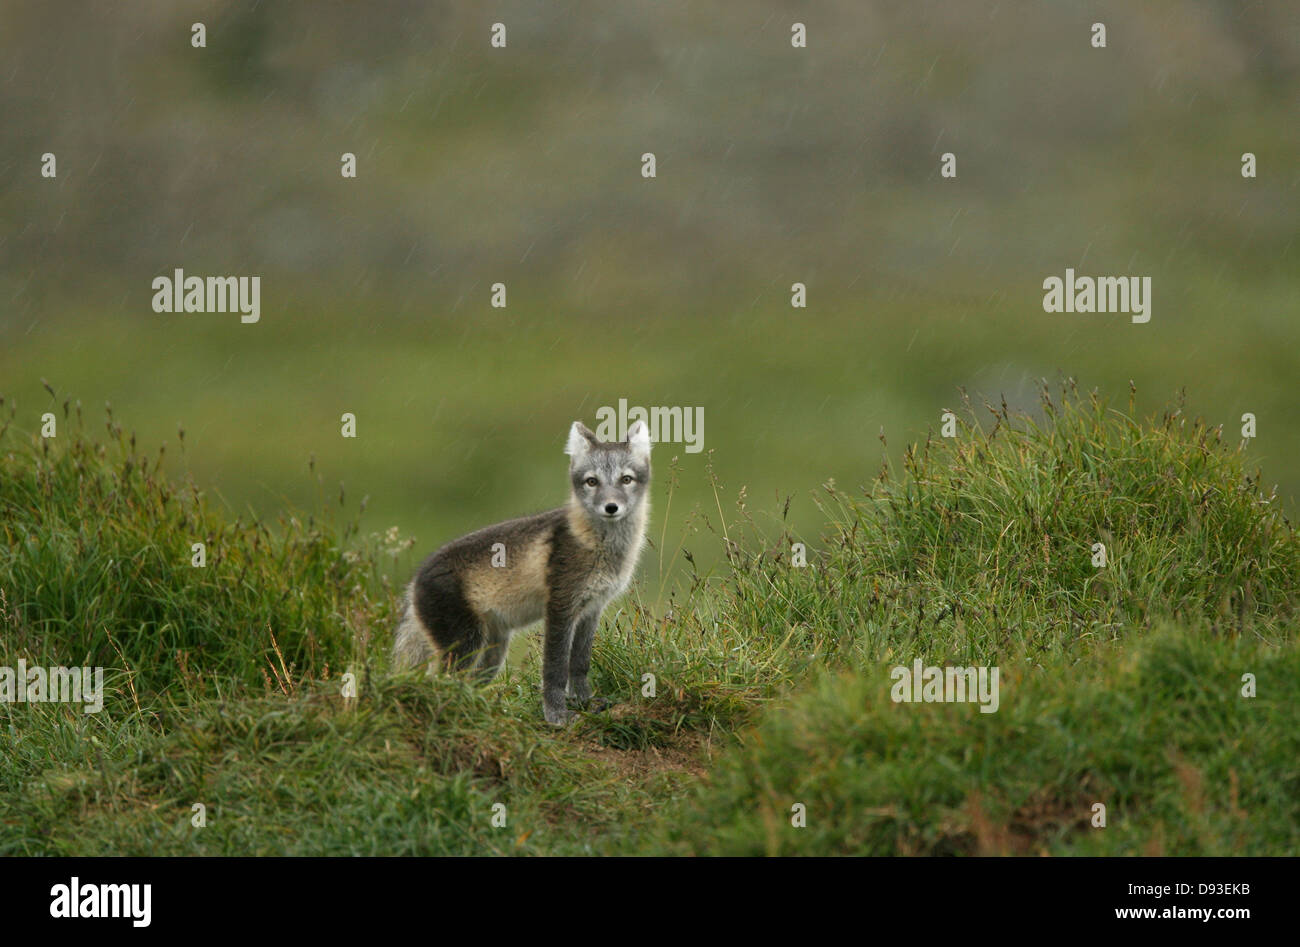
top-left (604, 503), bottom-right (620, 516)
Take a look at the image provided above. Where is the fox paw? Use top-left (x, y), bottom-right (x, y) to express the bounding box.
top-left (566, 695), bottom-right (612, 712)
top-left (543, 705), bottom-right (577, 727)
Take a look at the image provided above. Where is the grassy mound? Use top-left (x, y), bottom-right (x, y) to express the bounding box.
top-left (718, 381), bottom-right (1298, 668)
top-left (0, 394), bottom-right (385, 704)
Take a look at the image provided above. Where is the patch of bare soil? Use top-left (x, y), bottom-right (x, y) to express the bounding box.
top-left (576, 702), bottom-right (714, 782)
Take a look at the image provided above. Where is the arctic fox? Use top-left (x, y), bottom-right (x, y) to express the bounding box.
top-left (392, 420), bottom-right (651, 725)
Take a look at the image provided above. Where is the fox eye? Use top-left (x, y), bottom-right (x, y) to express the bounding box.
top-left (620, 475), bottom-right (634, 485)
top-left (584, 477), bottom-right (598, 487)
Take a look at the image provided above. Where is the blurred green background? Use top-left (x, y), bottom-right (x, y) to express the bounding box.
top-left (2, 1), bottom-right (1296, 593)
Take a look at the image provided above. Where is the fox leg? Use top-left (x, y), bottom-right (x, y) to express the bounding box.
top-left (566, 609), bottom-right (604, 708)
top-left (474, 619), bottom-right (511, 683)
top-left (542, 600), bottom-right (579, 726)
top-left (440, 628), bottom-right (485, 673)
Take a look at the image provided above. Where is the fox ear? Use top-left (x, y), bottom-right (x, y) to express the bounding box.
top-left (627, 420), bottom-right (651, 460)
top-left (565, 421), bottom-right (598, 459)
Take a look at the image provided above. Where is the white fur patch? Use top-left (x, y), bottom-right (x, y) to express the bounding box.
top-left (627, 420), bottom-right (651, 461)
top-left (565, 421), bottom-right (592, 459)
top-left (391, 581), bottom-right (438, 675)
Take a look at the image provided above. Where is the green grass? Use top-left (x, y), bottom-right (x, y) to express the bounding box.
top-left (659, 629), bottom-right (1300, 856)
top-left (1, 382), bottom-right (1296, 855)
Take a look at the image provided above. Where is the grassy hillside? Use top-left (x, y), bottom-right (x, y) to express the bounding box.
top-left (1, 382), bottom-right (1296, 855)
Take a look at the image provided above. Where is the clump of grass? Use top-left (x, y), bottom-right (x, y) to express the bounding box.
top-left (0, 391), bottom-right (390, 706)
top-left (708, 381), bottom-right (1299, 673)
top-left (867, 380), bottom-right (1298, 634)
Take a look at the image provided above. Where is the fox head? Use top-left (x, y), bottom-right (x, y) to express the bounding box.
top-left (564, 420), bottom-right (651, 523)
